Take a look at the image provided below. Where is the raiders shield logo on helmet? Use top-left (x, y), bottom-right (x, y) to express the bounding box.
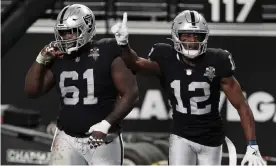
top-left (83, 14), bottom-right (93, 32)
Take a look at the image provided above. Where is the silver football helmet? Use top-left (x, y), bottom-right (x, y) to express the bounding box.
top-left (171, 10), bottom-right (209, 59)
top-left (54, 4), bottom-right (96, 54)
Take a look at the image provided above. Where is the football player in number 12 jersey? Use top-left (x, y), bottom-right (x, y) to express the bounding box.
top-left (112, 11), bottom-right (266, 166)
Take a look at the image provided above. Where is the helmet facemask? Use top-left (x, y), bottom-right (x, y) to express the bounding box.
top-left (172, 31), bottom-right (208, 59)
top-left (55, 24), bottom-right (95, 54)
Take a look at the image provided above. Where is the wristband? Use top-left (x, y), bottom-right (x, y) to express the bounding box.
top-left (248, 140), bottom-right (257, 145)
top-left (36, 52), bottom-right (45, 64)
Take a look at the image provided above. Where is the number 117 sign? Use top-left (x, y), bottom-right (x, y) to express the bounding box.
top-left (205, 0), bottom-right (261, 23)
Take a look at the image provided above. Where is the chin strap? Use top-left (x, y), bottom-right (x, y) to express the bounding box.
top-left (66, 47), bottom-right (79, 54)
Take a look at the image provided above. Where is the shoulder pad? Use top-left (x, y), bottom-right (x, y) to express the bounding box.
top-left (217, 49), bottom-right (232, 60)
top-left (153, 43), bottom-right (173, 49)
top-left (148, 43), bottom-right (173, 64)
top-left (206, 48), bottom-right (220, 55)
top-left (206, 48), bottom-right (231, 59)
top-left (97, 38), bottom-right (117, 45)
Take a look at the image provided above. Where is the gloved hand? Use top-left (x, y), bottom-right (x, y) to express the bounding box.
top-left (111, 12), bottom-right (128, 45)
top-left (36, 41), bottom-right (63, 65)
top-left (86, 120), bottom-right (111, 148)
top-left (241, 145), bottom-right (267, 166)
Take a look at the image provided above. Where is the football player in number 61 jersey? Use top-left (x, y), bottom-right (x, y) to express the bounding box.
top-left (25, 4), bottom-right (138, 165)
top-left (112, 11), bottom-right (266, 166)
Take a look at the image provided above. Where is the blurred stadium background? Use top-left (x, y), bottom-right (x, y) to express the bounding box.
top-left (1, 0), bottom-right (276, 165)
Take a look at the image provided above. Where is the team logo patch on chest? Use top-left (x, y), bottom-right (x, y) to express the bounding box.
top-left (204, 66), bottom-right (216, 81)
top-left (88, 47), bottom-right (100, 60)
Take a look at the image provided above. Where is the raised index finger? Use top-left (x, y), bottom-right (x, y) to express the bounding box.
top-left (122, 12), bottom-right (127, 25)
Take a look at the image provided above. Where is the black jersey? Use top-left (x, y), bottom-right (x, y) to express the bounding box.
top-left (149, 43), bottom-right (235, 146)
top-left (50, 38), bottom-right (121, 137)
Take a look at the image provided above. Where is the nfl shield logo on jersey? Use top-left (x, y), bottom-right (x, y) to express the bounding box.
top-left (88, 47), bottom-right (100, 60)
top-left (75, 57), bottom-right (80, 62)
top-left (204, 66), bottom-right (216, 81)
top-left (186, 69), bottom-right (192, 75)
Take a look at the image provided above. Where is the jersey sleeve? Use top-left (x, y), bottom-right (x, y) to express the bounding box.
top-left (101, 38), bottom-right (122, 60)
top-left (147, 43), bottom-right (171, 69)
top-left (217, 49), bottom-right (236, 78)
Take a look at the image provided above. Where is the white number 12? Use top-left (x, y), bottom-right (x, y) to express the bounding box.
top-left (170, 81), bottom-right (211, 115)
